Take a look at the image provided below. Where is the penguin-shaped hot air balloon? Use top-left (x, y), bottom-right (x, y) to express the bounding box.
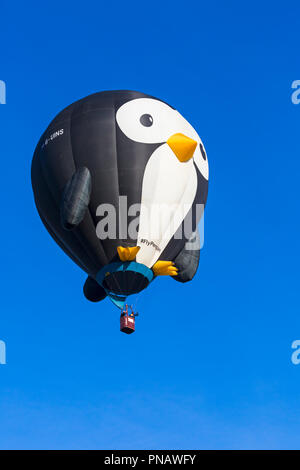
top-left (31, 90), bottom-right (209, 310)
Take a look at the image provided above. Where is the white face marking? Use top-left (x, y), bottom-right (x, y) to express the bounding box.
top-left (116, 98), bottom-right (209, 180)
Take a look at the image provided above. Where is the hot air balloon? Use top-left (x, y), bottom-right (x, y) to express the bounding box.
top-left (31, 90), bottom-right (209, 318)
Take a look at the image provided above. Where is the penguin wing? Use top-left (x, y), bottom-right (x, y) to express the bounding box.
top-left (60, 167), bottom-right (92, 230)
top-left (173, 229), bottom-right (200, 283)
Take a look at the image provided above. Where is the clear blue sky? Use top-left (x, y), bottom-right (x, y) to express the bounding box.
top-left (1, 0), bottom-right (300, 450)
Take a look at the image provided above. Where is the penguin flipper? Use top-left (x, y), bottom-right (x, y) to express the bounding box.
top-left (61, 167), bottom-right (92, 230)
top-left (152, 261), bottom-right (178, 276)
top-left (83, 276), bottom-right (107, 302)
top-left (172, 229), bottom-right (200, 283)
top-left (117, 246), bottom-right (140, 261)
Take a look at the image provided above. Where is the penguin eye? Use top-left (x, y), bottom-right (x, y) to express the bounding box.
top-left (200, 143), bottom-right (207, 161)
top-left (140, 114), bottom-right (153, 127)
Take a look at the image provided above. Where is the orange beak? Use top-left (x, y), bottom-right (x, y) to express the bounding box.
top-left (167, 133), bottom-right (198, 162)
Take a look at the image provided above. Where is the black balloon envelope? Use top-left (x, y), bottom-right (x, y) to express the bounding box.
top-left (31, 90), bottom-right (209, 309)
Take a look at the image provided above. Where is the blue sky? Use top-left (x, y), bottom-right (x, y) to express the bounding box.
top-left (0, 0), bottom-right (300, 450)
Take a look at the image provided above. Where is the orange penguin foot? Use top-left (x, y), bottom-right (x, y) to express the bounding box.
top-left (117, 246), bottom-right (140, 262)
top-left (152, 261), bottom-right (178, 276)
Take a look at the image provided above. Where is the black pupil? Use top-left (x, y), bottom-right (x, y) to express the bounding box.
top-left (140, 114), bottom-right (153, 127)
top-left (200, 143), bottom-right (206, 161)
